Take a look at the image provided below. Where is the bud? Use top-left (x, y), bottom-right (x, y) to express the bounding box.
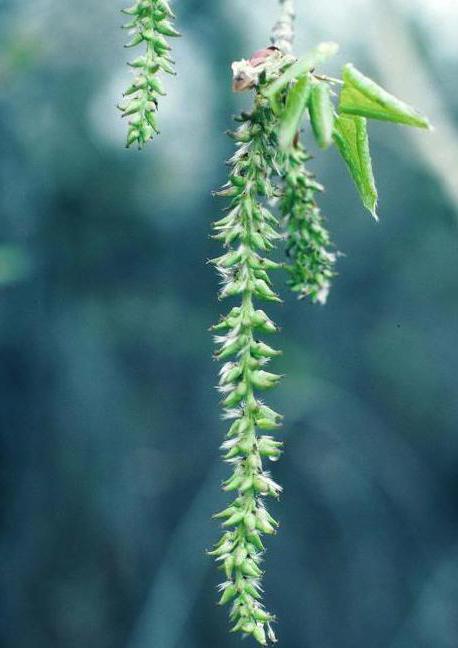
top-left (127, 128), bottom-right (141, 147)
top-left (251, 341), bottom-right (281, 358)
top-left (219, 584), bottom-right (237, 606)
top-left (256, 418), bottom-right (282, 430)
top-left (223, 473), bottom-right (243, 492)
top-left (234, 545), bottom-right (247, 566)
top-left (253, 624), bottom-right (267, 645)
top-left (222, 381), bottom-right (247, 407)
top-left (251, 309), bottom-right (277, 333)
top-left (256, 404), bottom-right (283, 425)
top-left (121, 5), bottom-right (138, 16)
top-left (241, 559), bottom-right (262, 578)
top-left (250, 232), bottom-right (267, 250)
top-left (127, 55), bottom-right (147, 67)
top-left (155, 20), bottom-right (181, 37)
top-left (224, 555), bottom-right (234, 579)
top-left (239, 476), bottom-right (253, 493)
top-left (251, 370), bottom-right (281, 390)
top-left (158, 57), bottom-right (175, 74)
top-left (216, 336), bottom-right (244, 361)
top-left (247, 532), bottom-right (265, 551)
top-left (254, 279), bottom-right (281, 302)
top-left (243, 581), bottom-right (262, 599)
top-left (222, 510), bottom-right (245, 527)
top-left (157, 0), bottom-right (175, 17)
top-left (253, 475), bottom-right (270, 494)
top-left (256, 511), bottom-right (275, 535)
top-left (213, 506), bottom-right (237, 520)
top-left (125, 34), bottom-right (143, 48)
top-left (244, 512), bottom-right (256, 532)
top-left (122, 98), bottom-right (144, 116)
top-left (253, 608), bottom-right (273, 623)
top-left (220, 279), bottom-right (245, 299)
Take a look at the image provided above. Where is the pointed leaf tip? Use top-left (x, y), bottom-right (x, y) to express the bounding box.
top-left (333, 114), bottom-right (378, 218)
top-left (339, 64), bottom-right (430, 129)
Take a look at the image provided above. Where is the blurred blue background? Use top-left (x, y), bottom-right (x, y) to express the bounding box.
top-left (1, 0), bottom-right (458, 646)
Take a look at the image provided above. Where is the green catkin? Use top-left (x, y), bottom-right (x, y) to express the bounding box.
top-left (119, 0), bottom-right (179, 148)
top-left (114, 0), bottom-right (431, 640)
top-left (210, 95), bottom-right (284, 645)
top-left (279, 141), bottom-right (337, 304)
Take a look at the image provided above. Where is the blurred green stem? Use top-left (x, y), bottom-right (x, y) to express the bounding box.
top-left (271, 0), bottom-right (295, 54)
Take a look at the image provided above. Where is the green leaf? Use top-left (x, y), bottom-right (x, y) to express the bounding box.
top-left (309, 82), bottom-right (335, 148)
top-left (278, 74), bottom-right (312, 150)
top-left (333, 114), bottom-right (378, 219)
top-left (262, 42), bottom-right (339, 102)
top-left (339, 64), bottom-right (431, 129)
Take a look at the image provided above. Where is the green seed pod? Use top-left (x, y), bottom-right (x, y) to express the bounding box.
top-left (309, 82), bottom-right (335, 149)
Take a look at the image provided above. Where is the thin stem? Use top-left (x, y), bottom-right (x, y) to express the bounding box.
top-left (271, 0), bottom-right (295, 55)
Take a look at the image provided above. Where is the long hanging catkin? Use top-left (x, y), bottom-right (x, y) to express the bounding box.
top-left (116, 2), bottom-right (431, 644)
top-left (209, 94), bottom-right (284, 646)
